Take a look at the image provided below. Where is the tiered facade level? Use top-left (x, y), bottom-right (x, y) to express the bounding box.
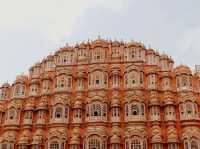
top-left (1, 38), bottom-right (200, 149)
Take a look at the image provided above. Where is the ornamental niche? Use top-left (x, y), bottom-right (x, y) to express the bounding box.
top-left (0, 38), bottom-right (200, 149)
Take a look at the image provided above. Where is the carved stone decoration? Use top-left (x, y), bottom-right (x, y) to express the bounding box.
top-left (18, 130), bottom-right (31, 144)
top-left (0, 131), bottom-right (16, 142)
top-left (151, 125), bottom-right (162, 143)
top-left (48, 128), bottom-right (67, 140)
top-left (167, 125), bottom-right (178, 142)
top-left (181, 127), bottom-right (200, 140)
top-left (85, 126), bottom-right (107, 138)
top-left (32, 129), bottom-right (44, 144)
top-left (125, 126), bottom-right (147, 138)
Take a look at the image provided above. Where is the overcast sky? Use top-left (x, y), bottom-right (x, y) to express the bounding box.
top-left (0, 0), bottom-right (200, 85)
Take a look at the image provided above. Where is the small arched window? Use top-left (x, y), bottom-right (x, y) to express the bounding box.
top-left (184, 140), bottom-right (189, 149)
top-left (88, 136), bottom-right (101, 149)
top-left (8, 108), bottom-right (16, 120)
top-left (182, 76), bottom-right (188, 87)
top-left (191, 140), bottom-right (198, 149)
top-left (92, 104), bottom-right (101, 116)
top-left (131, 104), bottom-right (139, 116)
top-left (50, 141), bottom-right (59, 149)
top-left (55, 107), bottom-right (63, 118)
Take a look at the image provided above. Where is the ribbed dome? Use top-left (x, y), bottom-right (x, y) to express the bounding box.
top-left (175, 65), bottom-right (192, 75)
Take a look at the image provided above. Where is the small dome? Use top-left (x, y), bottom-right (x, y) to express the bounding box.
top-left (160, 53), bottom-right (169, 60)
top-left (15, 75), bottom-right (28, 84)
top-left (1, 83), bottom-right (10, 88)
top-left (175, 65), bottom-right (192, 75)
top-left (112, 40), bottom-right (121, 47)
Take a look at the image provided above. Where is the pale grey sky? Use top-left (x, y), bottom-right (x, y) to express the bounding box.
top-left (0, 0), bottom-right (200, 85)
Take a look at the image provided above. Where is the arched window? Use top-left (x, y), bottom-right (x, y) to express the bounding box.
top-left (56, 75), bottom-right (67, 89)
top-left (131, 138), bottom-right (141, 149)
top-left (8, 108), bottom-right (16, 120)
top-left (186, 102), bottom-right (193, 114)
top-left (126, 137), bottom-right (146, 149)
top-left (55, 107), bottom-right (63, 118)
top-left (184, 140), bottom-right (189, 149)
top-left (14, 84), bottom-right (25, 97)
top-left (131, 105), bottom-right (139, 116)
top-left (182, 76), bottom-right (188, 87)
top-left (91, 104), bottom-right (101, 116)
top-left (50, 141), bottom-right (59, 149)
top-left (191, 140), bottom-right (198, 149)
top-left (42, 80), bottom-right (50, 93)
top-left (88, 136), bottom-right (101, 149)
top-left (88, 71), bottom-right (108, 89)
top-left (1, 141), bottom-right (13, 149)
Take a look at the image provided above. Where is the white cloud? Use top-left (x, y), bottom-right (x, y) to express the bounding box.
top-left (0, 0), bottom-right (128, 43)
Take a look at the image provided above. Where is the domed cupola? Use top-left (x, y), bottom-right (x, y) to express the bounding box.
top-left (0, 83), bottom-right (10, 100)
top-left (29, 62), bottom-right (41, 79)
top-left (12, 75), bottom-right (28, 99)
top-left (175, 65), bottom-right (193, 92)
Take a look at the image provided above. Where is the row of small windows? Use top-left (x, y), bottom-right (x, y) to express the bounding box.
top-left (1, 74), bottom-right (179, 99)
top-left (1, 140), bottom-right (199, 149)
top-left (3, 103), bottom-right (198, 125)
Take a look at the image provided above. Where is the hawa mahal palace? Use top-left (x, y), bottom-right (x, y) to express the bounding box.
top-left (0, 38), bottom-right (200, 149)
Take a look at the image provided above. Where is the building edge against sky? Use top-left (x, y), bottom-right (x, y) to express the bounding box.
top-left (0, 38), bottom-right (200, 149)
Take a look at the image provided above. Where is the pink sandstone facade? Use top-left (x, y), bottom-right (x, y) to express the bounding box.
top-left (0, 38), bottom-right (200, 149)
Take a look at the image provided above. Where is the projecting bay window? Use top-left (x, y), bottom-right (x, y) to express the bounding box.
top-left (58, 52), bottom-right (74, 65)
top-left (36, 110), bottom-right (46, 124)
top-left (124, 102), bottom-right (145, 122)
top-left (13, 84), bottom-right (26, 98)
top-left (162, 78), bottom-right (171, 91)
top-left (55, 75), bottom-right (72, 92)
top-left (176, 75), bottom-right (192, 91)
top-left (50, 105), bottom-right (69, 123)
top-left (150, 106), bottom-right (161, 121)
top-left (111, 107), bottom-right (120, 122)
top-left (73, 108), bottom-right (82, 123)
top-left (88, 71), bottom-right (108, 89)
top-left (86, 102), bottom-right (107, 122)
top-left (42, 80), bottom-right (50, 94)
top-left (147, 74), bottom-right (157, 90)
top-left (164, 106), bottom-right (176, 121)
top-left (29, 84), bottom-right (39, 96)
top-left (0, 88), bottom-right (7, 100)
top-left (179, 101), bottom-right (199, 120)
top-left (23, 110), bottom-right (33, 125)
top-left (5, 107), bottom-right (20, 125)
top-left (76, 78), bottom-right (84, 91)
